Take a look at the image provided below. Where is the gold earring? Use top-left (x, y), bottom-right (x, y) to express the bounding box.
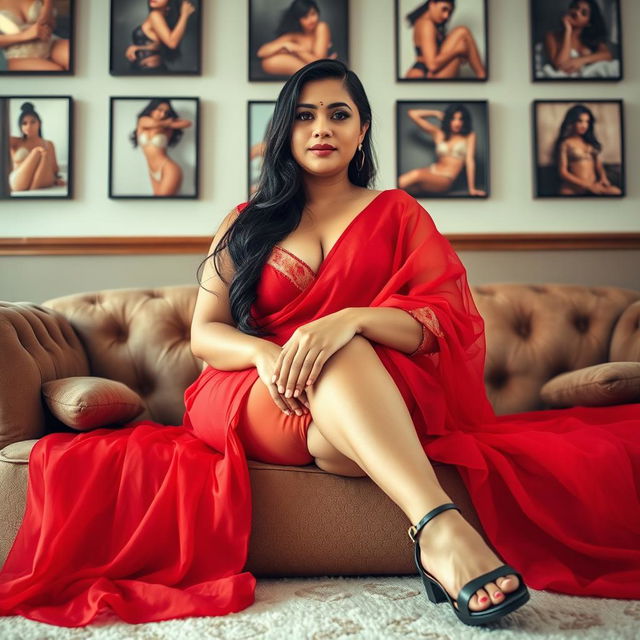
top-left (356, 143), bottom-right (365, 171)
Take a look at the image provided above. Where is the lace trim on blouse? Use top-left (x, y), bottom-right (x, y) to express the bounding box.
top-left (405, 306), bottom-right (443, 356)
top-left (267, 246), bottom-right (316, 292)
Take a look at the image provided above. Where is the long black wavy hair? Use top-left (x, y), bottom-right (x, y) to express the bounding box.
top-left (275, 0), bottom-right (320, 36)
top-left (129, 98), bottom-right (184, 147)
top-left (566, 0), bottom-right (608, 52)
top-left (197, 59), bottom-right (377, 338)
top-left (405, 0), bottom-right (455, 48)
top-left (148, 0), bottom-right (183, 63)
top-left (18, 102), bottom-right (43, 139)
top-left (441, 103), bottom-right (472, 139)
top-left (552, 103), bottom-right (601, 167)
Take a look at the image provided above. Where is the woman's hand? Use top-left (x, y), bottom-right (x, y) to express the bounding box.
top-left (562, 14), bottom-right (573, 31)
top-left (272, 309), bottom-right (358, 400)
top-left (588, 182), bottom-right (607, 194)
top-left (282, 40), bottom-right (302, 54)
top-left (254, 342), bottom-right (310, 416)
top-left (560, 58), bottom-right (583, 73)
top-left (22, 22), bottom-right (51, 42)
top-left (125, 45), bottom-right (138, 61)
top-left (469, 187), bottom-right (486, 196)
top-left (181, 1), bottom-right (197, 18)
top-left (598, 176), bottom-right (611, 187)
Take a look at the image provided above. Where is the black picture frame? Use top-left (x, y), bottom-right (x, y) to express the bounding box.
top-left (396, 100), bottom-right (490, 199)
top-left (530, 0), bottom-right (622, 82)
top-left (108, 96), bottom-right (200, 199)
top-left (0, 0), bottom-right (75, 75)
top-left (395, 0), bottom-right (488, 82)
top-left (109, 0), bottom-right (202, 76)
top-left (247, 100), bottom-right (276, 198)
top-left (532, 99), bottom-right (625, 198)
top-left (248, 0), bottom-right (349, 82)
top-left (1, 95), bottom-right (73, 199)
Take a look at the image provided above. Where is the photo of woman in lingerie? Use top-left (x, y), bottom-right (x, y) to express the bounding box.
top-left (247, 101), bottom-right (275, 197)
top-left (2, 97), bottom-right (71, 198)
top-left (2, 57), bottom-right (640, 632)
top-left (110, 0), bottom-right (200, 75)
top-left (109, 97), bottom-right (198, 198)
top-left (397, 0), bottom-right (487, 81)
top-left (249, 0), bottom-right (347, 81)
top-left (533, 100), bottom-right (624, 197)
top-left (397, 101), bottom-right (488, 198)
top-left (0, 0), bottom-right (72, 73)
top-left (531, 0), bottom-right (622, 81)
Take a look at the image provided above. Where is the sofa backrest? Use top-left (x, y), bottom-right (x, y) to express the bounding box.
top-left (1, 282), bottom-right (637, 447)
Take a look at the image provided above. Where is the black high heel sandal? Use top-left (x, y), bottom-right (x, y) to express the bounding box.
top-left (409, 502), bottom-right (530, 626)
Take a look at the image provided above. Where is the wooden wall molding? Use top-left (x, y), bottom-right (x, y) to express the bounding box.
top-left (0, 233), bottom-right (639, 255)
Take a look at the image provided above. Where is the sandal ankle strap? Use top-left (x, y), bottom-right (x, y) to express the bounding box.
top-left (408, 502), bottom-right (461, 543)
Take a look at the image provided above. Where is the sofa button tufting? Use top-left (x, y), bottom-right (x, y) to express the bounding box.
top-left (573, 315), bottom-right (590, 333)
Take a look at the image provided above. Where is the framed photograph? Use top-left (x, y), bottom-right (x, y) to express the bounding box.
top-left (395, 0), bottom-right (488, 81)
top-left (109, 96), bottom-right (199, 199)
top-left (249, 0), bottom-right (349, 82)
top-left (109, 0), bottom-right (201, 76)
top-left (396, 100), bottom-right (489, 199)
top-left (247, 101), bottom-right (275, 198)
top-left (0, 0), bottom-right (74, 74)
top-left (530, 0), bottom-right (622, 81)
top-left (0, 95), bottom-right (72, 199)
top-left (532, 99), bottom-right (624, 198)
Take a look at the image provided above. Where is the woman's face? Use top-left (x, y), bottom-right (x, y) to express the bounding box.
top-left (450, 111), bottom-right (464, 133)
top-left (568, 1), bottom-right (591, 28)
top-left (428, 1), bottom-right (454, 24)
top-left (20, 114), bottom-right (40, 138)
top-left (149, 0), bottom-right (170, 10)
top-left (151, 103), bottom-right (171, 120)
top-left (299, 7), bottom-right (319, 32)
top-left (573, 112), bottom-right (591, 135)
top-left (290, 77), bottom-right (369, 178)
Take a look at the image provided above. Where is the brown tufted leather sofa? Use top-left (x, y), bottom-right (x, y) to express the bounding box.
top-left (1, 283), bottom-right (639, 577)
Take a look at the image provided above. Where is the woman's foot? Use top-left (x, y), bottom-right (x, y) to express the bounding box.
top-left (417, 508), bottom-right (520, 612)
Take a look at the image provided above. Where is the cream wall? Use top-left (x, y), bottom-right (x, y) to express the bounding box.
top-left (1, 0), bottom-right (638, 302)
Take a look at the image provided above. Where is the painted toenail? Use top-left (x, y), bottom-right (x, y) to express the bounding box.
top-left (479, 596), bottom-right (488, 603)
top-left (495, 592), bottom-right (504, 598)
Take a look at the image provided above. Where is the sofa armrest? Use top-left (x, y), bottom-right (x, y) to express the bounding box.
top-left (0, 302), bottom-right (90, 449)
top-left (611, 300), bottom-right (640, 362)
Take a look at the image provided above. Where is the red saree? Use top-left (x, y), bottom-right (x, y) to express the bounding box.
top-left (0, 188), bottom-right (638, 627)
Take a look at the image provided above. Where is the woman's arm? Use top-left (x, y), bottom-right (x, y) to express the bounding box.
top-left (256, 34), bottom-right (292, 58)
top-left (0, 21), bottom-right (48, 47)
top-left (343, 306), bottom-right (434, 356)
top-left (407, 109), bottom-right (442, 137)
top-left (148, 1), bottom-right (195, 50)
top-left (594, 153), bottom-right (609, 184)
top-left (138, 115), bottom-right (190, 130)
top-left (545, 21), bottom-right (573, 69)
top-left (311, 21), bottom-right (330, 58)
top-left (191, 207), bottom-right (272, 370)
top-left (465, 132), bottom-right (478, 191)
top-left (573, 41), bottom-right (613, 65)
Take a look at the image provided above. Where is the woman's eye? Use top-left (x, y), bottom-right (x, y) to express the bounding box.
top-left (295, 111), bottom-right (350, 121)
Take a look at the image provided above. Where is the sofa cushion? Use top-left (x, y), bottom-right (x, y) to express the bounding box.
top-left (540, 362), bottom-right (640, 408)
top-left (42, 377), bottom-right (145, 430)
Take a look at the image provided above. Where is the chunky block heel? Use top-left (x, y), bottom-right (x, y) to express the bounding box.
top-left (408, 502), bottom-right (530, 626)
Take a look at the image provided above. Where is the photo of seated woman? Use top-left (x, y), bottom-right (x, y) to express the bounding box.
top-left (397, 100), bottom-right (489, 199)
top-left (533, 99), bottom-right (624, 198)
top-left (396, 0), bottom-right (487, 81)
top-left (247, 101), bottom-right (275, 197)
top-left (249, 0), bottom-right (347, 81)
top-left (0, 0), bottom-right (73, 74)
top-left (109, 0), bottom-right (200, 76)
top-left (109, 96), bottom-right (199, 199)
top-left (1, 96), bottom-right (71, 198)
top-left (531, 0), bottom-right (622, 81)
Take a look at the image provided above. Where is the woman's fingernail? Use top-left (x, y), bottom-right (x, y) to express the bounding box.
top-left (278, 386), bottom-right (284, 393)
top-left (285, 389), bottom-right (292, 398)
top-left (293, 389), bottom-right (299, 397)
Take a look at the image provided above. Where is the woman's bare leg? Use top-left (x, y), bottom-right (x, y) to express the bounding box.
top-left (50, 39), bottom-right (70, 70)
top-left (30, 147), bottom-right (55, 189)
top-left (154, 160), bottom-right (182, 196)
top-left (9, 148), bottom-right (43, 191)
top-left (426, 27), bottom-right (467, 78)
top-left (305, 335), bottom-right (520, 612)
top-left (261, 53), bottom-right (306, 76)
top-left (398, 167), bottom-right (452, 193)
top-left (8, 57), bottom-right (64, 71)
top-left (459, 27), bottom-right (486, 78)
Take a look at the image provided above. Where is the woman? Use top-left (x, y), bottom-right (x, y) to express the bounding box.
top-left (256, 0), bottom-right (338, 77)
top-left (130, 98), bottom-right (192, 196)
top-left (404, 0), bottom-right (486, 79)
top-left (1, 60), bottom-right (640, 629)
top-left (124, 0), bottom-right (196, 72)
top-left (398, 104), bottom-right (486, 196)
top-left (552, 104), bottom-right (621, 196)
top-left (8, 101), bottom-right (65, 192)
top-left (540, 0), bottom-right (619, 79)
top-left (0, 0), bottom-right (69, 71)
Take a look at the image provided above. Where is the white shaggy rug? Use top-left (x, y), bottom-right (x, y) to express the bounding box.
top-left (0, 576), bottom-right (638, 639)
